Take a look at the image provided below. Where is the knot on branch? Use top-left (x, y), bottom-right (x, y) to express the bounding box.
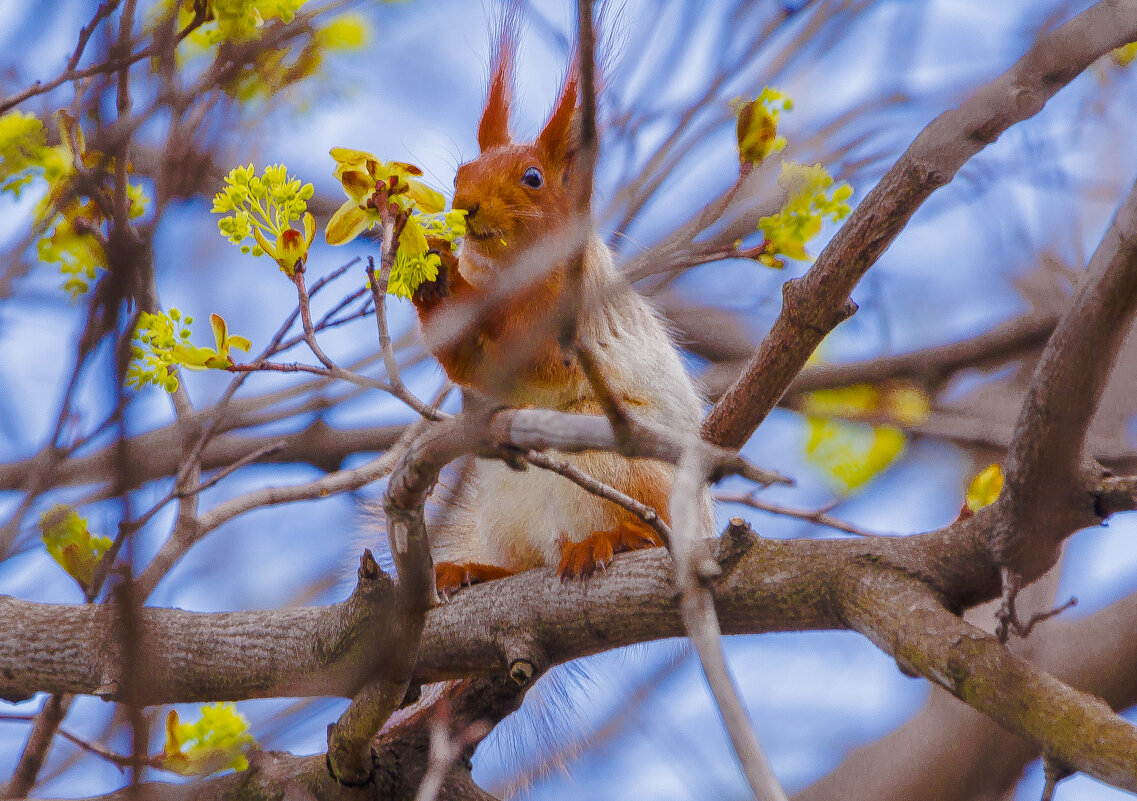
top-left (498, 631), bottom-right (546, 686)
top-left (906, 157), bottom-right (952, 190)
top-left (325, 723), bottom-right (377, 788)
top-left (357, 548), bottom-right (391, 585)
top-left (780, 278), bottom-right (858, 335)
top-left (715, 517), bottom-right (759, 575)
top-left (509, 659), bottom-right (536, 685)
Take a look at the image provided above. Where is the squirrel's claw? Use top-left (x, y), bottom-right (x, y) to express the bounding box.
top-left (434, 561), bottom-right (513, 598)
top-left (557, 522), bottom-right (663, 581)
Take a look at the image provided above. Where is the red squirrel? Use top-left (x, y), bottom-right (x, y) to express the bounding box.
top-left (412, 42), bottom-right (711, 595)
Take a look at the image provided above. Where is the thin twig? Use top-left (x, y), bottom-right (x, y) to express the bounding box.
top-left (670, 451), bottom-right (788, 801)
top-left (55, 728), bottom-right (132, 771)
top-left (575, 0), bottom-right (598, 212)
top-left (181, 441), bottom-right (287, 498)
top-left (112, 0), bottom-right (137, 230)
top-left (715, 491), bottom-right (884, 537)
top-left (522, 449), bottom-right (672, 545)
top-left (365, 252), bottom-right (443, 421)
top-left (67, 2), bottom-right (122, 72)
top-left (171, 259), bottom-right (364, 489)
top-left (0, 8), bottom-right (207, 114)
top-left (230, 359), bottom-right (389, 392)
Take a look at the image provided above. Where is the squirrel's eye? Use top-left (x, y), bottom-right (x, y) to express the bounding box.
top-left (521, 167), bottom-right (544, 189)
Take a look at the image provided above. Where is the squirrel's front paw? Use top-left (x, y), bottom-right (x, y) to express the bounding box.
top-left (557, 523), bottom-right (663, 580)
top-left (412, 266), bottom-right (450, 307)
top-left (434, 561), bottom-right (513, 599)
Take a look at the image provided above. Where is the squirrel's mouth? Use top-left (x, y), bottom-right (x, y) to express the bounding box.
top-left (463, 220), bottom-right (502, 242)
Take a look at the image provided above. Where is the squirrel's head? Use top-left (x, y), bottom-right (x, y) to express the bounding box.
top-left (454, 43), bottom-right (579, 265)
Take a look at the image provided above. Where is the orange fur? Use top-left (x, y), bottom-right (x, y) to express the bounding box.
top-left (478, 55), bottom-right (512, 150)
top-left (434, 561), bottom-right (515, 597)
top-left (414, 248), bottom-right (580, 401)
top-left (412, 33), bottom-right (706, 594)
top-left (557, 520), bottom-right (663, 579)
top-left (556, 455), bottom-right (673, 577)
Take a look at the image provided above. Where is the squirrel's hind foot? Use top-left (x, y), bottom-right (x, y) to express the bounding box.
top-left (557, 522), bottom-right (663, 580)
top-left (434, 561), bottom-right (514, 599)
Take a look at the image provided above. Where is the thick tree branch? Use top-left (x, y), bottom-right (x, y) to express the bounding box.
top-left (11, 509), bottom-right (1137, 796)
top-left (795, 573), bottom-right (1137, 801)
top-left (995, 174), bottom-right (1137, 580)
top-left (0, 514), bottom-right (1045, 699)
top-left (841, 567), bottom-right (1137, 793)
top-left (0, 420), bottom-right (405, 492)
top-left (326, 418), bottom-right (462, 784)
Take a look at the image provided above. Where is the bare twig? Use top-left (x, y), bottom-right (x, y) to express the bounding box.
top-left (182, 441), bottom-right (286, 498)
top-left (366, 250), bottom-right (443, 420)
top-left (134, 424), bottom-right (419, 599)
top-left (0, 7), bottom-right (207, 114)
top-left (523, 449), bottom-right (672, 544)
top-left (68, 2), bottom-right (122, 73)
top-left (575, 0), bottom-right (598, 212)
top-left (2, 695), bottom-right (69, 798)
top-left (669, 454), bottom-right (788, 801)
top-left (715, 491), bottom-right (884, 537)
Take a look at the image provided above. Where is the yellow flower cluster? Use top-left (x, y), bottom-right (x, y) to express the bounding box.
top-left (159, 703), bottom-right (256, 776)
top-left (731, 87), bottom-right (792, 167)
top-left (799, 381), bottom-right (925, 494)
top-left (40, 505), bottom-right (112, 592)
top-left (757, 162), bottom-right (852, 268)
top-left (0, 111), bottom-right (148, 298)
top-left (800, 381), bottom-right (931, 426)
top-left (180, 0), bottom-right (307, 44)
top-left (805, 418), bottom-right (905, 494)
top-left (212, 163), bottom-right (315, 276)
top-left (128, 310), bottom-right (250, 393)
top-left (325, 148), bottom-right (466, 298)
top-left (0, 110), bottom-right (49, 195)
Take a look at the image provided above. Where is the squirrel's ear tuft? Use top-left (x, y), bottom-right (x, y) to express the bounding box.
top-left (537, 70), bottom-right (578, 170)
top-left (478, 38), bottom-right (513, 151)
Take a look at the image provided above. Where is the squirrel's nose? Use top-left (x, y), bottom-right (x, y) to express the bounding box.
top-left (464, 202), bottom-right (480, 219)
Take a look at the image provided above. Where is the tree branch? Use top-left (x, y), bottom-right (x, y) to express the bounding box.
top-left (703, 0), bottom-right (1137, 449)
top-left (326, 417), bottom-right (464, 784)
top-left (996, 173), bottom-right (1137, 580)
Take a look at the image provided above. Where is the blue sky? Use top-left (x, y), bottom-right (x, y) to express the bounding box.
top-left (1, 1), bottom-right (1136, 799)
